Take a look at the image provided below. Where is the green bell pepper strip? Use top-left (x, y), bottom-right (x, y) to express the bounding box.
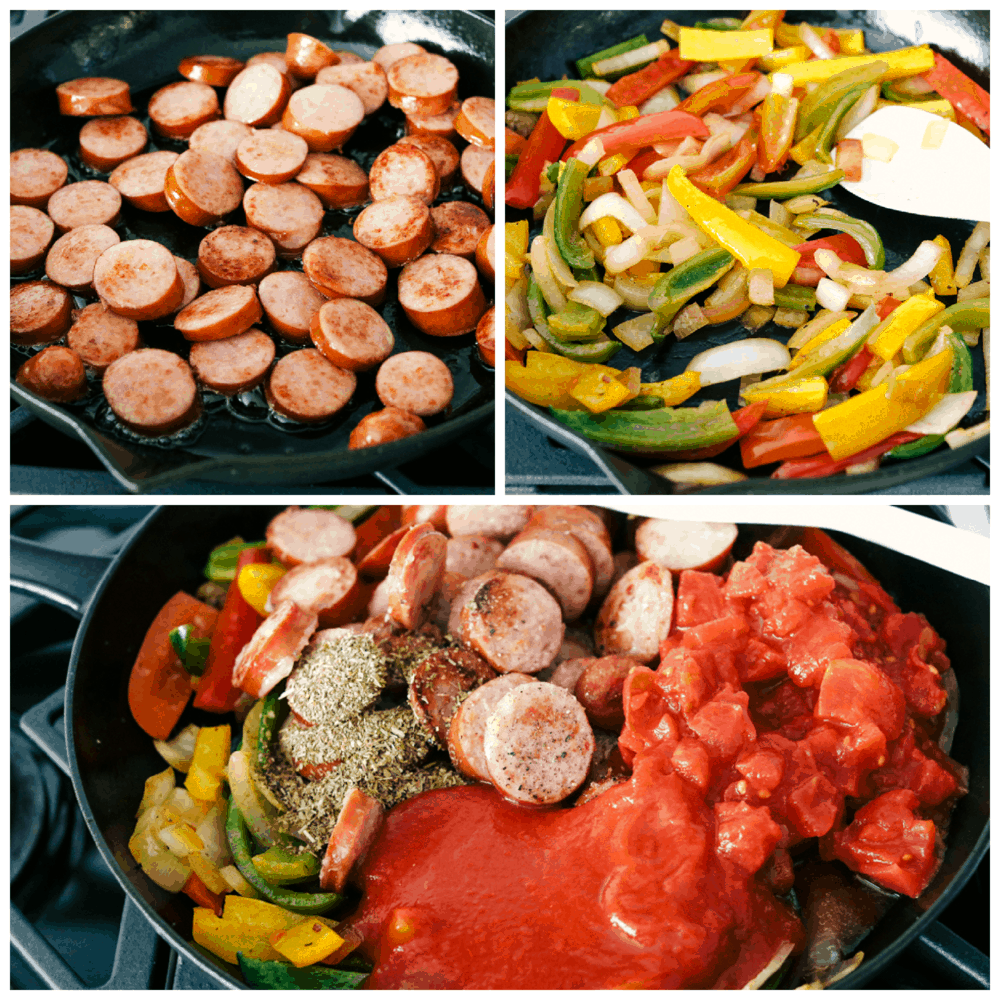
top-left (573, 264), bottom-right (600, 283)
top-left (576, 35), bottom-right (649, 79)
top-left (507, 80), bottom-right (607, 111)
top-left (794, 212), bottom-right (885, 270)
top-left (815, 84), bottom-right (870, 164)
top-left (732, 169), bottom-right (844, 200)
top-left (889, 332), bottom-right (975, 459)
top-left (648, 247), bottom-right (735, 328)
top-left (251, 843), bottom-right (321, 885)
top-left (550, 400), bottom-right (739, 455)
top-left (225, 798), bottom-right (341, 915)
top-left (693, 19), bottom-right (741, 30)
top-left (547, 300), bottom-right (605, 342)
top-left (204, 540), bottom-right (268, 582)
top-left (255, 685), bottom-right (288, 775)
top-left (168, 625), bottom-right (210, 677)
top-left (617, 395), bottom-right (666, 410)
top-left (237, 953), bottom-right (367, 990)
top-left (527, 275), bottom-right (622, 362)
top-left (901, 298), bottom-right (989, 364)
top-left (553, 158), bottom-right (595, 271)
top-left (504, 154), bottom-right (518, 179)
top-left (796, 61), bottom-right (889, 140)
top-left (773, 284), bottom-right (817, 311)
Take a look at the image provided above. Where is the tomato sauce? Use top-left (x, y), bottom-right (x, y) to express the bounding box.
top-left (342, 540), bottom-right (965, 988)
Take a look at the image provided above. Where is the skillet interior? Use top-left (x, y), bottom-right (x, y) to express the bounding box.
top-left (67, 507), bottom-right (988, 988)
top-left (505, 10), bottom-right (989, 494)
top-left (11, 11), bottom-right (495, 491)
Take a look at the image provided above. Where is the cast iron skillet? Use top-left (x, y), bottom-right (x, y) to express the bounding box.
top-left (10, 11), bottom-right (495, 494)
top-left (9, 506), bottom-right (990, 989)
top-left (505, 10), bottom-right (989, 494)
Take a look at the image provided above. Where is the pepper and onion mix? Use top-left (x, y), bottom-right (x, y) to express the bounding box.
top-left (123, 506), bottom-right (970, 989)
top-left (504, 12), bottom-right (989, 484)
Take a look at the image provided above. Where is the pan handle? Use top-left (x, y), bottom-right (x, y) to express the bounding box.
top-left (10, 537), bottom-right (113, 619)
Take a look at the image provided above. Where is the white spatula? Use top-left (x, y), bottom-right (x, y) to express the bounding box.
top-left (839, 105), bottom-right (989, 222)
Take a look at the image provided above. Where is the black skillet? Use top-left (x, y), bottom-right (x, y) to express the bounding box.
top-left (505, 11), bottom-right (989, 494)
top-left (9, 506), bottom-right (990, 989)
top-left (10, 11), bottom-right (495, 494)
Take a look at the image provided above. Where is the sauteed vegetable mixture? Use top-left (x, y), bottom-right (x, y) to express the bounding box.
top-left (127, 505), bottom-right (967, 988)
top-left (504, 13), bottom-right (989, 483)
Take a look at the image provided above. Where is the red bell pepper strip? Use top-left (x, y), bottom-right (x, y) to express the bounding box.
top-left (624, 147), bottom-right (662, 181)
top-left (771, 431), bottom-right (921, 479)
top-left (561, 109), bottom-right (710, 161)
top-left (758, 92), bottom-right (798, 174)
top-left (192, 547), bottom-right (267, 714)
top-left (504, 126), bottom-right (527, 156)
top-left (739, 412), bottom-right (827, 468)
top-left (675, 73), bottom-right (762, 118)
top-left (829, 345), bottom-right (874, 393)
top-left (183, 871), bottom-right (227, 917)
top-left (922, 52), bottom-right (989, 135)
top-left (791, 233), bottom-right (867, 286)
top-left (605, 51), bottom-right (695, 109)
top-left (651, 402), bottom-right (767, 460)
top-left (130, 592), bottom-right (219, 740)
top-left (506, 108), bottom-right (569, 209)
top-left (689, 124), bottom-right (759, 197)
top-left (876, 295), bottom-right (902, 321)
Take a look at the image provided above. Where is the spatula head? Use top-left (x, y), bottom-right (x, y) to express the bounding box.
top-left (840, 106), bottom-right (989, 222)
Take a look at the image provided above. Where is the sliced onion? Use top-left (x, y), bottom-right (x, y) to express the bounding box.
top-left (613, 274), bottom-right (653, 310)
top-left (958, 279), bottom-right (989, 302)
top-left (768, 199), bottom-right (793, 228)
top-left (157, 822), bottom-right (203, 858)
top-left (582, 227), bottom-right (605, 264)
top-left (771, 73), bottom-right (794, 99)
top-left (979, 246), bottom-right (990, 282)
top-left (568, 280), bottom-right (624, 316)
top-left (645, 132), bottom-right (731, 179)
top-left (153, 724), bottom-right (199, 774)
top-left (220, 863), bottom-right (262, 899)
top-left (651, 462), bottom-right (749, 486)
top-left (835, 83), bottom-right (878, 143)
top-left (638, 86), bottom-right (680, 115)
top-left (905, 390), bottom-right (978, 435)
top-left (617, 168), bottom-right (656, 224)
top-left (196, 805), bottom-right (233, 868)
top-left (673, 302), bottom-right (709, 339)
top-left (773, 307), bottom-right (810, 329)
top-left (613, 311), bottom-right (658, 350)
top-left (658, 181), bottom-right (688, 225)
top-left (604, 230), bottom-right (659, 274)
top-left (725, 193), bottom-right (756, 213)
top-left (653, 135), bottom-right (696, 157)
top-left (165, 786), bottom-right (204, 825)
top-left (520, 326), bottom-right (549, 352)
top-left (946, 420), bottom-right (990, 449)
top-left (505, 275), bottom-right (530, 337)
top-left (228, 749), bottom-right (277, 847)
top-left (137, 767), bottom-right (175, 816)
top-left (133, 828), bottom-right (191, 892)
top-left (678, 70), bottom-right (728, 94)
top-left (748, 268), bottom-right (775, 306)
top-left (956, 222), bottom-right (990, 289)
top-left (579, 192), bottom-right (647, 234)
top-left (594, 105), bottom-right (618, 131)
top-left (884, 240), bottom-right (944, 291)
top-left (686, 338), bottom-right (791, 385)
top-left (741, 304), bottom-right (775, 332)
top-left (800, 22), bottom-right (836, 59)
top-left (816, 277), bottom-right (852, 311)
top-left (530, 235), bottom-right (567, 311)
top-left (786, 309), bottom-right (855, 351)
top-left (669, 236), bottom-right (703, 265)
top-left (728, 75), bottom-right (771, 115)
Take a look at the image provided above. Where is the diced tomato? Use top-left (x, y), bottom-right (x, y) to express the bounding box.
top-left (740, 413), bottom-right (827, 468)
top-left (815, 658), bottom-right (906, 740)
top-left (715, 801), bottom-right (783, 873)
top-left (870, 729), bottom-right (960, 806)
top-left (670, 737), bottom-right (712, 792)
top-left (620, 667), bottom-right (679, 758)
top-left (674, 570), bottom-right (726, 628)
top-left (786, 773), bottom-right (841, 838)
top-left (129, 592), bottom-right (219, 740)
top-left (688, 686), bottom-right (756, 761)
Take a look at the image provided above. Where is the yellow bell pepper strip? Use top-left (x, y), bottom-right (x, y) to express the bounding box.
top-left (679, 28), bottom-right (774, 62)
top-left (667, 166), bottom-right (800, 288)
top-left (597, 152), bottom-right (631, 177)
top-left (759, 45), bottom-right (809, 72)
top-left (592, 216), bottom-right (622, 246)
top-left (576, 35), bottom-right (648, 79)
top-left (870, 294), bottom-right (945, 361)
top-left (788, 126), bottom-right (824, 166)
top-left (901, 298), bottom-right (989, 364)
top-left (921, 51), bottom-right (990, 135)
top-left (721, 10), bottom-right (787, 73)
top-left (553, 158), bottom-right (596, 270)
top-left (928, 235), bottom-right (957, 295)
top-left (193, 907), bottom-right (289, 965)
top-left (788, 317), bottom-right (853, 368)
top-left (237, 562), bottom-right (286, 617)
top-left (561, 108), bottom-right (710, 162)
top-left (570, 368), bottom-right (633, 412)
top-left (777, 45), bottom-right (935, 89)
top-left (546, 96), bottom-right (601, 140)
top-left (890, 333), bottom-right (975, 459)
top-left (742, 375), bottom-right (829, 416)
top-left (605, 51), bottom-right (695, 109)
top-left (186, 724), bottom-right (231, 801)
top-left (271, 920), bottom-right (345, 968)
top-left (648, 246), bottom-right (736, 329)
top-left (550, 399), bottom-right (740, 456)
top-left (638, 371), bottom-right (702, 406)
top-left (812, 341), bottom-right (953, 460)
top-left (796, 62), bottom-right (889, 141)
top-left (505, 360), bottom-right (581, 409)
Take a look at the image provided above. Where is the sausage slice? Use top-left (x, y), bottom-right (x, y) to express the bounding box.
top-left (173, 257), bottom-right (202, 311)
top-left (148, 81), bottom-right (220, 139)
top-left (197, 225), bottom-right (276, 288)
top-left (10, 149), bottom-right (68, 208)
top-left (634, 519), bottom-right (739, 572)
top-left (355, 526), bottom-right (410, 578)
top-left (188, 119), bottom-right (254, 164)
top-left (12, 206), bottom-right (55, 275)
top-left (483, 682), bottom-right (595, 805)
top-left (497, 527), bottom-right (594, 622)
top-left (178, 55), bottom-right (245, 88)
top-left (310, 299), bottom-right (394, 372)
top-left (188, 327), bottom-right (275, 394)
top-left (258, 271), bottom-right (328, 344)
top-left (10, 281), bottom-right (73, 346)
top-left (78, 116), bottom-right (148, 172)
top-left (368, 143), bottom-right (440, 205)
top-left (397, 254), bottom-right (486, 336)
top-left (319, 788), bottom-right (384, 893)
top-left (396, 133), bottom-right (460, 188)
top-left (475, 225), bottom-right (495, 285)
top-left (372, 42), bottom-right (426, 72)
top-left (455, 96), bottom-right (496, 149)
top-left (445, 535), bottom-right (503, 579)
top-left (404, 101), bottom-right (461, 141)
top-left (266, 349), bottom-right (356, 423)
top-left (352, 195), bottom-right (433, 268)
top-left (429, 201), bottom-right (490, 259)
top-left (224, 64), bottom-right (292, 127)
top-left (386, 53), bottom-right (459, 117)
top-left (460, 144), bottom-right (495, 199)
top-left (461, 572), bottom-right (565, 674)
top-left (445, 505), bottom-right (534, 540)
top-left (476, 305), bottom-right (496, 367)
top-left (234, 129), bottom-right (309, 184)
top-left (282, 84), bottom-right (365, 152)
top-left (285, 32), bottom-right (340, 80)
top-left (386, 522), bottom-right (447, 629)
top-left (375, 351), bottom-right (454, 417)
top-left (349, 408), bottom-right (425, 450)
top-left (267, 506), bottom-right (356, 567)
top-left (102, 349), bottom-right (200, 436)
top-left (164, 149), bottom-right (244, 227)
top-left (46, 180), bottom-right (121, 232)
top-left (267, 556), bottom-right (359, 628)
top-left (527, 505), bottom-right (615, 599)
top-left (67, 302), bottom-right (140, 373)
top-left (232, 600), bottom-right (319, 699)
top-left (295, 152), bottom-right (368, 209)
top-left (243, 182), bottom-right (325, 256)
top-left (302, 236), bottom-right (388, 306)
top-left (109, 150), bottom-right (179, 212)
top-left (56, 77), bottom-right (133, 116)
top-left (316, 61), bottom-right (388, 115)
top-left (175, 285), bottom-right (263, 342)
top-left (15, 346), bottom-right (88, 403)
top-left (92, 240), bottom-right (184, 320)
top-left (409, 645), bottom-right (494, 747)
top-left (574, 655), bottom-right (641, 732)
top-left (594, 562), bottom-right (674, 664)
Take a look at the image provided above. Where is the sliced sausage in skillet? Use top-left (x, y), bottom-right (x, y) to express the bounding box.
top-left (46, 180), bottom-right (121, 232)
top-left (188, 327), bottom-right (275, 395)
top-left (78, 116), bottom-right (148, 172)
top-left (93, 240), bottom-right (184, 320)
top-left (244, 181), bottom-right (325, 257)
top-left (56, 77), bottom-right (133, 116)
top-left (368, 143), bottom-right (440, 205)
top-left (11, 205), bottom-right (56, 275)
top-left (234, 129), bottom-right (308, 184)
top-left (197, 226), bottom-right (276, 289)
top-left (148, 81), bottom-right (220, 139)
top-left (175, 285), bottom-right (262, 342)
top-left (429, 201), bottom-right (491, 260)
top-left (282, 84), bottom-right (365, 153)
top-left (352, 195), bottom-right (433, 269)
top-left (102, 348), bottom-right (200, 436)
top-left (310, 298), bottom-right (395, 372)
top-left (258, 270), bottom-right (328, 344)
top-left (66, 302), bottom-right (140, 373)
top-left (108, 150), bottom-right (179, 212)
top-left (285, 32), bottom-right (340, 81)
top-left (594, 561), bottom-right (674, 664)
top-left (164, 149), bottom-right (244, 227)
top-left (178, 54), bottom-right (245, 88)
top-left (10, 148), bottom-right (68, 208)
top-left (397, 253), bottom-right (486, 336)
top-left (11, 281), bottom-right (73, 346)
top-left (316, 61), bottom-right (388, 116)
top-left (386, 522), bottom-right (447, 629)
top-left (375, 351), bottom-right (454, 417)
top-left (295, 152), bottom-right (369, 209)
top-left (188, 119), bottom-right (254, 165)
top-left (386, 53), bottom-right (459, 117)
top-left (409, 645), bottom-right (495, 747)
top-left (16, 346), bottom-right (88, 403)
top-left (349, 408), bottom-right (426, 450)
top-left (224, 63), bottom-right (292, 127)
top-left (266, 506), bottom-right (356, 567)
top-left (303, 235), bottom-right (387, 306)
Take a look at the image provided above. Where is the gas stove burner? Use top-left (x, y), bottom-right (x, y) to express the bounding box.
top-left (10, 724), bottom-right (47, 885)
